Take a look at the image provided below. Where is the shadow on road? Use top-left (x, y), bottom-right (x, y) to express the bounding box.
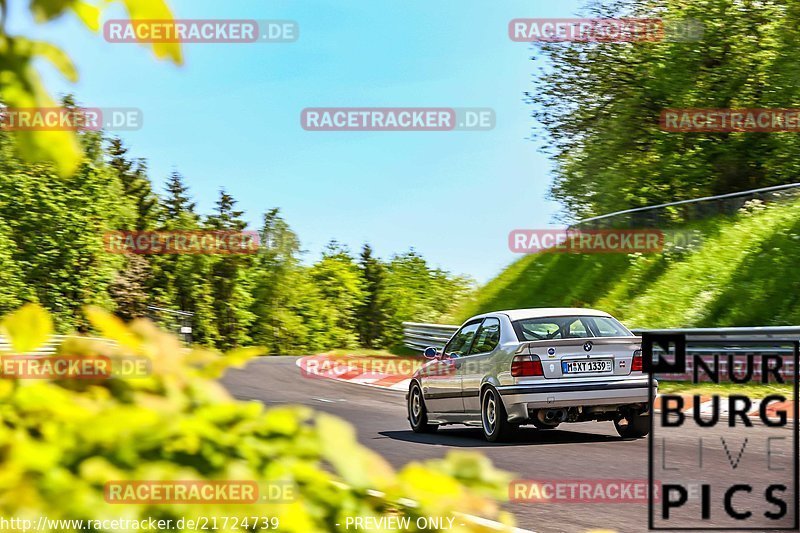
top-left (378, 427), bottom-right (636, 447)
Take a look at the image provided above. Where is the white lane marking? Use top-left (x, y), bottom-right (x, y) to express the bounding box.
top-left (456, 512), bottom-right (533, 533)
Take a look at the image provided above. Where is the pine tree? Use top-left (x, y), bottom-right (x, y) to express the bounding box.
top-left (207, 188), bottom-right (246, 230)
top-left (107, 138), bottom-right (159, 230)
top-left (357, 244), bottom-right (388, 348)
top-left (163, 170), bottom-right (196, 223)
top-left (206, 189), bottom-right (253, 349)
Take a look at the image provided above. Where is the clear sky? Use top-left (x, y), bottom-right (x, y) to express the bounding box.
top-left (10, 0), bottom-right (586, 283)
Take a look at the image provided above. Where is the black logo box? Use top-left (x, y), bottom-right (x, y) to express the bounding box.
top-left (644, 333), bottom-right (799, 531)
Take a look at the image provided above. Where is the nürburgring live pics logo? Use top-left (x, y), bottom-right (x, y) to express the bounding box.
top-left (644, 333), bottom-right (799, 530)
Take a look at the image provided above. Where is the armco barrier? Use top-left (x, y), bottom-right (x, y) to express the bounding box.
top-left (402, 322), bottom-right (800, 381)
top-left (0, 335), bottom-right (112, 355)
top-left (402, 322), bottom-right (459, 351)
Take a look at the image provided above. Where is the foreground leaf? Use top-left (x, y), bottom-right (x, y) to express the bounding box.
top-left (0, 303), bottom-right (53, 353)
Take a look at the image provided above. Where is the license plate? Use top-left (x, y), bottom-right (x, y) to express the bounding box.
top-left (562, 359), bottom-right (613, 374)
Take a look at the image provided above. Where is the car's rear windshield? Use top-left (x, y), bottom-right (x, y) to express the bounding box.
top-left (512, 315), bottom-right (633, 341)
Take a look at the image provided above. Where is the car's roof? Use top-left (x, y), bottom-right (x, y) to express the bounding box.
top-left (470, 308), bottom-right (613, 322)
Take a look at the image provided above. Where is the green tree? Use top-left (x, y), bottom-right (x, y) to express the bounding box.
top-left (382, 250), bottom-right (473, 345)
top-left (356, 244), bottom-right (388, 348)
top-left (309, 242), bottom-right (365, 349)
top-left (528, 0), bottom-right (800, 221)
top-left (150, 171), bottom-right (219, 346)
top-left (108, 138), bottom-right (159, 230)
top-left (163, 170), bottom-right (197, 222)
top-left (0, 214), bottom-right (26, 315)
top-left (0, 0), bottom-right (181, 175)
top-left (250, 208), bottom-right (308, 353)
top-left (0, 116), bottom-right (132, 329)
top-left (205, 189), bottom-right (254, 349)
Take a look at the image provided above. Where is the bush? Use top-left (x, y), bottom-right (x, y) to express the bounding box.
top-left (0, 304), bottom-right (514, 532)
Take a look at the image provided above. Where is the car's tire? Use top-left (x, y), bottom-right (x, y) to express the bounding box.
top-left (408, 382), bottom-right (438, 433)
top-left (481, 386), bottom-right (515, 442)
top-left (614, 411), bottom-right (650, 438)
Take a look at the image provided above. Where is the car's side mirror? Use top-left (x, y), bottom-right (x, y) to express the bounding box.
top-left (423, 346), bottom-right (438, 359)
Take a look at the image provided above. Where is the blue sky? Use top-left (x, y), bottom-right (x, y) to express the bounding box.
top-left (10, 0), bottom-right (585, 283)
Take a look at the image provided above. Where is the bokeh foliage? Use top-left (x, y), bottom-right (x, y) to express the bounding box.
top-left (0, 0), bottom-right (181, 176)
top-left (0, 304), bottom-right (514, 532)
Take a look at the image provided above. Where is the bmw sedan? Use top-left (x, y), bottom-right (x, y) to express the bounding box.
top-left (407, 308), bottom-right (655, 442)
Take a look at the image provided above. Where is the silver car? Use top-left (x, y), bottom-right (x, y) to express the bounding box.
top-left (407, 308), bottom-right (655, 442)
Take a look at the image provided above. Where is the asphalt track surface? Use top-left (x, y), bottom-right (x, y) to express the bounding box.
top-left (221, 357), bottom-right (797, 533)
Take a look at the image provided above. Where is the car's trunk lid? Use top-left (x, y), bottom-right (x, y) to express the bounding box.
top-left (519, 336), bottom-right (641, 379)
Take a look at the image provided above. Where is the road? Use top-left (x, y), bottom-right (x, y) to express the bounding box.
top-left (221, 357), bottom-right (797, 533)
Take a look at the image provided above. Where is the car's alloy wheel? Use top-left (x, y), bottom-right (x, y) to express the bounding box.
top-left (614, 411), bottom-right (650, 438)
top-left (481, 387), bottom-right (514, 442)
top-left (408, 383), bottom-right (438, 433)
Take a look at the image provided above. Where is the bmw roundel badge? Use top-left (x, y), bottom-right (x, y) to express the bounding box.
top-left (583, 341), bottom-right (593, 352)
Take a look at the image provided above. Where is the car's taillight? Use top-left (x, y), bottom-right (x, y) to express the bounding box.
top-left (632, 349), bottom-right (643, 372)
top-left (511, 354), bottom-right (543, 377)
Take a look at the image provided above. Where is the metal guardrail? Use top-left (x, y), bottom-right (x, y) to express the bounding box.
top-left (0, 335), bottom-right (111, 355)
top-left (402, 322), bottom-right (459, 350)
top-left (402, 322), bottom-right (800, 381)
top-left (571, 181), bottom-right (800, 229)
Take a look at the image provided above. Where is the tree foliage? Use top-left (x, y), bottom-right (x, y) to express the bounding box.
top-left (528, 0), bottom-right (800, 221)
top-left (0, 127), bottom-right (471, 352)
top-left (0, 303), bottom-right (514, 531)
top-left (0, 0), bottom-right (181, 176)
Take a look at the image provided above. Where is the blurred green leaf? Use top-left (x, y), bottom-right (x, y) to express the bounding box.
top-left (84, 305), bottom-right (142, 352)
top-left (0, 303), bottom-right (53, 353)
top-left (117, 0), bottom-right (183, 65)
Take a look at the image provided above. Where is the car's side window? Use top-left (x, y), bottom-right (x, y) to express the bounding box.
top-left (589, 317), bottom-right (629, 337)
top-left (469, 318), bottom-right (501, 354)
top-left (444, 321), bottom-right (482, 357)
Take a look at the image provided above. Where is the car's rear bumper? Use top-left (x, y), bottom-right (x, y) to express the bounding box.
top-left (497, 378), bottom-right (655, 418)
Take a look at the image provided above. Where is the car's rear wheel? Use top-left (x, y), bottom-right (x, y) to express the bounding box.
top-left (614, 410), bottom-right (650, 438)
top-left (481, 386), bottom-right (515, 442)
top-left (408, 382), bottom-right (438, 433)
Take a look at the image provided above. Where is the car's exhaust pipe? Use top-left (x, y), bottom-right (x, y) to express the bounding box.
top-left (539, 409), bottom-right (567, 423)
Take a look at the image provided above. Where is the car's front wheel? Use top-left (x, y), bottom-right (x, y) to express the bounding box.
top-left (614, 410), bottom-right (650, 438)
top-left (481, 386), bottom-right (515, 442)
top-left (408, 382), bottom-right (438, 433)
